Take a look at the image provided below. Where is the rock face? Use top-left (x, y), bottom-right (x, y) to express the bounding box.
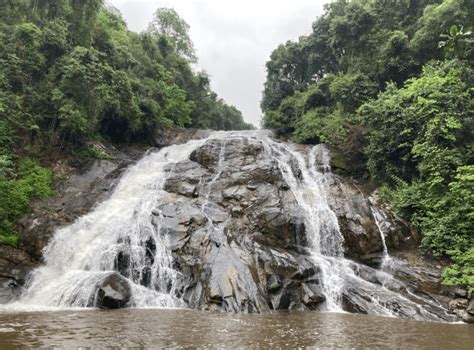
top-left (2, 131), bottom-right (462, 322)
top-left (158, 138), bottom-right (318, 312)
top-left (0, 246), bottom-right (36, 304)
top-left (135, 135), bottom-right (446, 318)
top-left (96, 273), bottom-right (132, 309)
top-left (327, 179), bottom-right (414, 263)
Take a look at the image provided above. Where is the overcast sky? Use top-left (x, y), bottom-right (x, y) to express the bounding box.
top-left (107, 0), bottom-right (328, 126)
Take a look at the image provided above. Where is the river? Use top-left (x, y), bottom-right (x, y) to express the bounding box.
top-left (0, 309), bottom-right (472, 348)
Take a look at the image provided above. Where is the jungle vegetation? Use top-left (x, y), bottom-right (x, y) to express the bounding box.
top-left (0, 0), bottom-right (252, 244)
top-left (261, 0), bottom-right (473, 289)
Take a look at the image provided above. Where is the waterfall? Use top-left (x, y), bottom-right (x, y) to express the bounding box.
top-left (6, 131), bottom-right (450, 321)
top-left (260, 137), bottom-right (446, 320)
top-left (261, 140), bottom-right (346, 310)
top-left (16, 137), bottom-right (211, 308)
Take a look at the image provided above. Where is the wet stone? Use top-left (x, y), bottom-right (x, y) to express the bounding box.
top-left (96, 273), bottom-right (131, 309)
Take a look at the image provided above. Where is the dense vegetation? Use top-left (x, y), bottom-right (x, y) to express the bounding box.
top-left (262, 0), bottom-right (473, 289)
top-left (0, 1), bottom-right (252, 245)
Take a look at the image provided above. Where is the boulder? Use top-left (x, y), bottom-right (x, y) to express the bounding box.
top-left (467, 299), bottom-right (474, 315)
top-left (96, 273), bottom-right (131, 309)
top-left (449, 298), bottom-right (468, 313)
top-left (461, 310), bottom-right (474, 323)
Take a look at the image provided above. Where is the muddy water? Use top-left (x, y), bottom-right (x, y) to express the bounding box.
top-left (0, 309), bottom-right (472, 349)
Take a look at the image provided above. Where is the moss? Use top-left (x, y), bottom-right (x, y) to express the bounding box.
top-left (76, 146), bottom-right (112, 160)
top-left (329, 149), bottom-right (366, 178)
top-left (0, 234), bottom-right (18, 247)
top-left (0, 158), bottom-right (55, 245)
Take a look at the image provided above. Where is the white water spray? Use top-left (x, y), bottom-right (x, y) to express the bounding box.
top-left (16, 137), bottom-right (210, 308)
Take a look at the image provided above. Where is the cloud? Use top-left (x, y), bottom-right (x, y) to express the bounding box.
top-left (107, 0), bottom-right (327, 126)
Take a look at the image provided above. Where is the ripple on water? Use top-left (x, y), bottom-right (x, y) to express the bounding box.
top-left (0, 309), bottom-right (472, 349)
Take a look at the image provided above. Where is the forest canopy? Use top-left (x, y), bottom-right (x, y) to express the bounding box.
top-left (261, 0), bottom-right (473, 289)
top-left (0, 0), bottom-right (252, 244)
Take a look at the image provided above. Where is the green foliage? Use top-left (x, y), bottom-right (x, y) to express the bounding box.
top-left (0, 159), bottom-right (54, 245)
top-left (439, 25), bottom-right (474, 59)
top-left (410, 0), bottom-right (470, 60)
top-left (262, 0), bottom-right (472, 132)
top-left (0, 1), bottom-right (252, 152)
top-left (262, 0), bottom-right (474, 288)
top-left (0, 1), bottom-right (252, 245)
top-left (364, 62), bottom-right (473, 288)
top-left (362, 61), bottom-right (472, 183)
top-left (442, 248), bottom-right (474, 291)
top-left (0, 234), bottom-right (18, 247)
top-left (148, 8), bottom-right (197, 63)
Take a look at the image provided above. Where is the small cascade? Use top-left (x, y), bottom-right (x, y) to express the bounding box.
top-left (260, 138), bottom-right (446, 320)
top-left (370, 205), bottom-right (390, 265)
top-left (261, 140), bottom-right (345, 310)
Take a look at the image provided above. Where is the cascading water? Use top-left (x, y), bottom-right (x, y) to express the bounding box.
top-left (16, 138), bottom-right (210, 308)
top-left (260, 137), bottom-right (447, 320)
top-left (6, 131), bottom-right (451, 321)
top-left (369, 204), bottom-right (394, 271)
top-left (261, 140), bottom-right (346, 310)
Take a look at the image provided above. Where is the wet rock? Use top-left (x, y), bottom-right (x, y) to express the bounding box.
top-left (155, 128), bottom-right (212, 147)
top-left (190, 140), bottom-right (222, 168)
top-left (449, 298), bottom-right (468, 313)
top-left (467, 299), bottom-right (474, 314)
top-left (342, 287), bottom-right (370, 314)
top-left (267, 275), bottom-right (282, 293)
top-left (17, 148), bottom-right (139, 261)
top-left (301, 282), bottom-right (325, 308)
top-left (115, 251), bottom-right (131, 278)
top-left (231, 206), bottom-right (243, 218)
top-left (96, 273), bottom-right (131, 309)
top-left (163, 161), bottom-right (207, 198)
top-left (461, 309), bottom-right (474, 323)
top-left (327, 180), bottom-right (414, 261)
top-left (0, 246), bottom-right (36, 303)
top-left (452, 288), bottom-right (468, 298)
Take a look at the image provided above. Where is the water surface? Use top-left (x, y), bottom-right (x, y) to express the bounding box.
top-left (0, 309), bottom-right (472, 348)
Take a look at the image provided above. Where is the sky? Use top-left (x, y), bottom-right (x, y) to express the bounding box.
top-left (107, 0), bottom-right (328, 127)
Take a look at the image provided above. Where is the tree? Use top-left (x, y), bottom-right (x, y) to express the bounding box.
top-left (148, 8), bottom-right (197, 63)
